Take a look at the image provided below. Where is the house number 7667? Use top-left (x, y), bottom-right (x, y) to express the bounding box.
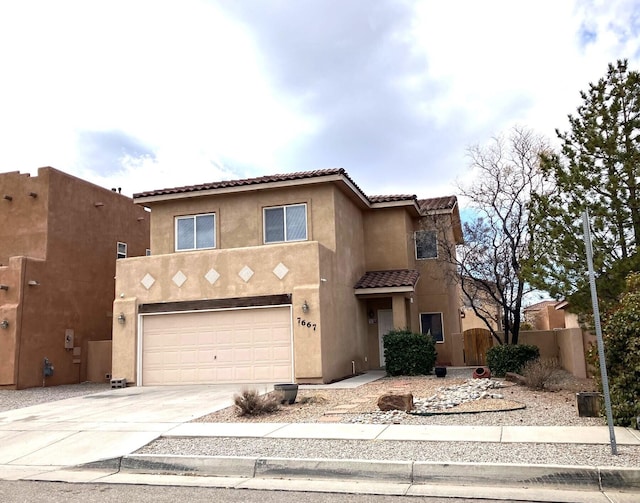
top-left (297, 317), bottom-right (317, 331)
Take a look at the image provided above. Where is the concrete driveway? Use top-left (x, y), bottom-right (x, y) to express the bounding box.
top-left (0, 383), bottom-right (267, 478)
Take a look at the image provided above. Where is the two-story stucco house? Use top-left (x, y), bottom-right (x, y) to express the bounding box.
top-left (112, 168), bottom-right (463, 385)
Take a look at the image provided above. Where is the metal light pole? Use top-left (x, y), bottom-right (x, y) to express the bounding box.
top-left (582, 211), bottom-right (617, 455)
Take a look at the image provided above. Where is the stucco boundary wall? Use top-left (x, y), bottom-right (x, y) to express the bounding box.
top-left (449, 328), bottom-right (588, 379)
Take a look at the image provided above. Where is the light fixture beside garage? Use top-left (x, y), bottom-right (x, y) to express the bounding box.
top-left (302, 300), bottom-right (309, 313)
top-left (0, 319), bottom-right (8, 329)
top-left (117, 312), bottom-right (126, 324)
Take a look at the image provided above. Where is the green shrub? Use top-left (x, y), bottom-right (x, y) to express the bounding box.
top-left (594, 272), bottom-right (640, 428)
top-left (383, 329), bottom-right (437, 376)
top-left (486, 344), bottom-right (540, 377)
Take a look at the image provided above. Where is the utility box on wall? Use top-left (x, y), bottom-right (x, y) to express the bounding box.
top-left (64, 329), bottom-right (74, 349)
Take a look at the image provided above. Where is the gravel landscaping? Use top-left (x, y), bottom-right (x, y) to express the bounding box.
top-left (194, 369), bottom-right (604, 427)
top-left (4, 371), bottom-right (639, 469)
top-left (0, 382), bottom-right (110, 412)
top-left (141, 370), bottom-right (640, 468)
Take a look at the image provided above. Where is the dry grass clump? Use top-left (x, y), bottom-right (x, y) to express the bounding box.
top-left (522, 358), bottom-right (562, 390)
top-left (298, 393), bottom-right (329, 405)
top-left (233, 389), bottom-right (281, 416)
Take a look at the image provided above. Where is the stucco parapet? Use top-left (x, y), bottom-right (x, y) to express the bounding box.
top-left (115, 241), bottom-right (324, 303)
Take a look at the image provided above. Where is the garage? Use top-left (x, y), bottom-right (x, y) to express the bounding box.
top-left (139, 306), bottom-right (293, 385)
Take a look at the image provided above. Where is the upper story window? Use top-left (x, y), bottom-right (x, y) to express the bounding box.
top-left (176, 213), bottom-right (216, 251)
top-left (421, 312), bottom-right (444, 343)
top-left (415, 230), bottom-right (437, 259)
top-left (264, 204), bottom-right (307, 243)
top-left (117, 242), bottom-right (127, 259)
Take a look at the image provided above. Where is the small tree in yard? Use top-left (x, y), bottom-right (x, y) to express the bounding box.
top-left (383, 329), bottom-right (437, 376)
top-left (435, 126), bottom-right (552, 345)
top-left (593, 272), bottom-right (640, 427)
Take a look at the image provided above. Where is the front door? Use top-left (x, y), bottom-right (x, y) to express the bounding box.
top-left (378, 309), bottom-right (394, 367)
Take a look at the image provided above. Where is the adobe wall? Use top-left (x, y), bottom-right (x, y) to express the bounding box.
top-left (1, 167), bottom-right (150, 388)
top-left (0, 170), bottom-right (49, 265)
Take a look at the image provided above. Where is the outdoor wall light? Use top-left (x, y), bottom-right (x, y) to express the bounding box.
top-left (302, 300), bottom-right (309, 313)
top-left (27, 280), bottom-right (40, 286)
top-left (0, 320), bottom-right (8, 329)
top-left (3, 194), bottom-right (12, 201)
top-left (117, 312), bottom-right (126, 324)
top-left (0, 284), bottom-right (8, 291)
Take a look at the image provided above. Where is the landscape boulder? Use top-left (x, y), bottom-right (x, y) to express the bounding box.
top-left (377, 393), bottom-right (413, 411)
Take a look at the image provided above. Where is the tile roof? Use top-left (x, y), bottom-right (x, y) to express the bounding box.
top-left (134, 168), bottom-right (360, 199)
top-left (354, 269), bottom-right (420, 289)
top-left (133, 168), bottom-right (458, 216)
top-left (369, 194), bottom-right (417, 203)
top-left (417, 196), bottom-right (457, 211)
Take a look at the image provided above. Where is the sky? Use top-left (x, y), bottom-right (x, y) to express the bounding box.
top-left (1, 0), bottom-right (640, 200)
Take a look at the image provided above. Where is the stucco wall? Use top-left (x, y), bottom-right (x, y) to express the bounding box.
top-left (321, 186), bottom-right (368, 379)
top-left (0, 167), bottom-right (150, 389)
top-left (363, 208), bottom-right (414, 270)
top-left (0, 170), bottom-right (48, 265)
top-left (413, 214), bottom-right (461, 365)
top-left (112, 241), bottom-right (325, 384)
top-left (518, 329), bottom-right (587, 378)
top-left (147, 184), bottom-right (337, 255)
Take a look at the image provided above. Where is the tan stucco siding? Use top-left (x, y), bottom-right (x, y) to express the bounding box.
top-left (363, 208), bottom-right (414, 270)
top-left (145, 185), bottom-right (338, 255)
top-left (320, 188), bottom-right (368, 380)
top-left (1, 167), bottom-right (150, 389)
top-left (0, 170), bottom-right (49, 264)
top-left (112, 241), bottom-right (324, 384)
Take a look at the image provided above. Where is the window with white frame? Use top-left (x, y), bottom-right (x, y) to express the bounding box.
top-left (264, 204), bottom-right (307, 243)
top-left (175, 213), bottom-right (216, 251)
top-left (117, 242), bottom-right (127, 259)
top-left (420, 312), bottom-right (444, 343)
top-left (415, 230), bottom-right (437, 259)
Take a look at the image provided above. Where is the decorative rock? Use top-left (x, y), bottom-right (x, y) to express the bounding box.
top-left (377, 393), bottom-right (414, 411)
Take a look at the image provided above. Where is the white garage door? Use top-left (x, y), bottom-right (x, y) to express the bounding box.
top-left (141, 307), bottom-right (293, 385)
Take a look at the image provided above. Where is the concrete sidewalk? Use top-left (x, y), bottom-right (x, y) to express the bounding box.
top-left (0, 372), bottom-right (639, 501)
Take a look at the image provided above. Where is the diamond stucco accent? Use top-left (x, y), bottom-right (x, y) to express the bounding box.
top-left (238, 265), bottom-right (254, 283)
top-left (141, 273), bottom-right (155, 290)
top-left (273, 262), bottom-right (289, 280)
top-left (205, 268), bottom-right (220, 285)
top-left (172, 270), bottom-right (187, 287)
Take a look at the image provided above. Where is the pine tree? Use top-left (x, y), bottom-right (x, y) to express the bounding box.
top-left (531, 60), bottom-right (640, 307)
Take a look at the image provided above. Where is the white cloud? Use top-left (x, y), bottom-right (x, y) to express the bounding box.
top-left (0, 0), bottom-right (639, 201)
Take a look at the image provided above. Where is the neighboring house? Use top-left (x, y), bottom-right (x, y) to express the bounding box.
top-left (459, 277), bottom-right (502, 333)
top-left (554, 300), bottom-right (580, 328)
top-left (523, 300), bottom-right (565, 330)
top-left (112, 168), bottom-right (463, 385)
top-left (0, 167), bottom-right (150, 389)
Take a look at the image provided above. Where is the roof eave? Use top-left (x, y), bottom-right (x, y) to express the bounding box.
top-left (134, 171), bottom-right (370, 207)
top-left (354, 286), bottom-right (416, 295)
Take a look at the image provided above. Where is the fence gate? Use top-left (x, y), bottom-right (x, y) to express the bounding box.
top-left (463, 328), bottom-right (493, 366)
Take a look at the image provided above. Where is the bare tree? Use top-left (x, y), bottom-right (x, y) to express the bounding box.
top-left (433, 126), bottom-right (551, 344)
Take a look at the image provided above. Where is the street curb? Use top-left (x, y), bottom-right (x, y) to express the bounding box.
top-left (115, 454), bottom-right (640, 491)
